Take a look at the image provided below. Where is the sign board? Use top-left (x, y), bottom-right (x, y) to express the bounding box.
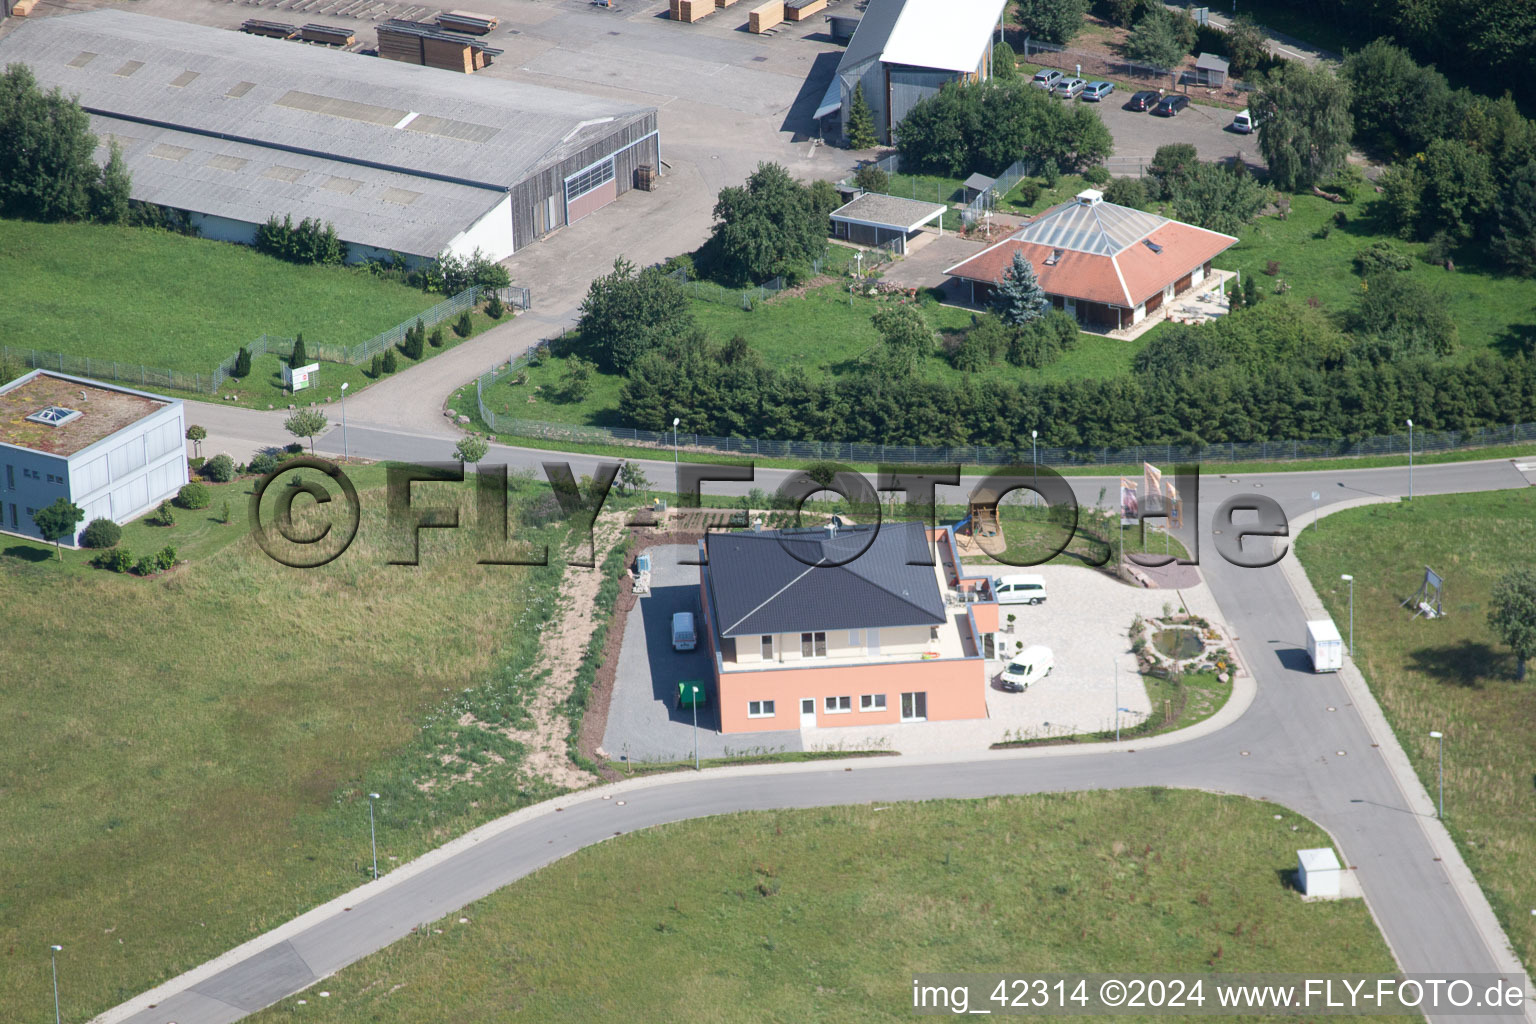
top-left (1119, 477), bottom-right (1139, 519)
top-left (283, 361), bottom-right (320, 392)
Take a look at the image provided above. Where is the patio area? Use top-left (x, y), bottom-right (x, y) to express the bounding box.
top-left (1092, 268), bottom-right (1239, 341)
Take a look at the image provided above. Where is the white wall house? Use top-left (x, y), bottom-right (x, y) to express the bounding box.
top-left (0, 371), bottom-right (188, 547)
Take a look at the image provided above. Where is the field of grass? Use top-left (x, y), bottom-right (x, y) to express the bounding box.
top-left (250, 790), bottom-right (1402, 1023)
top-left (0, 466), bottom-right (578, 1021)
top-left (1296, 489), bottom-right (1536, 970)
top-left (1217, 192), bottom-right (1535, 356)
top-left (0, 219), bottom-right (442, 375)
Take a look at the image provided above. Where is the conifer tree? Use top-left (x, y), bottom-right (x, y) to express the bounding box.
top-left (846, 85), bottom-right (878, 150)
top-left (990, 251), bottom-right (1049, 326)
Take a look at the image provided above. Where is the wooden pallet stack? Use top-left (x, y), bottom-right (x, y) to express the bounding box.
top-left (436, 10), bottom-right (498, 34)
top-left (636, 164), bottom-right (656, 191)
top-left (747, 0), bottom-right (783, 32)
top-left (423, 35), bottom-right (473, 73)
top-left (670, 0), bottom-right (714, 21)
top-left (784, 0), bottom-right (826, 19)
top-left (300, 24), bottom-right (356, 46)
top-left (241, 19), bottom-right (299, 39)
top-left (377, 21), bottom-right (426, 63)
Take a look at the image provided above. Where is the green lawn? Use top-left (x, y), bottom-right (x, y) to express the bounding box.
top-left (249, 791), bottom-right (1402, 1023)
top-left (0, 467), bottom-right (575, 1021)
top-left (996, 670), bottom-right (1232, 746)
top-left (1216, 192), bottom-right (1534, 356)
top-left (0, 219), bottom-right (443, 375)
top-left (1296, 489), bottom-right (1536, 971)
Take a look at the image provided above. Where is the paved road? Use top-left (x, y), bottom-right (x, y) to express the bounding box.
top-left (99, 449), bottom-right (1534, 1024)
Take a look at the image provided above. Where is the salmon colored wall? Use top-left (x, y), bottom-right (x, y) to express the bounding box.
top-left (970, 602), bottom-right (999, 634)
top-left (717, 658), bottom-right (988, 734)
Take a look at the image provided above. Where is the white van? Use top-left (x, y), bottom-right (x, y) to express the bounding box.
top-left (1232, 108), bottom-right (1256, 133)
top-left (999, 645), bottom-right (1054, 691)
top-left (671, 611), bottom-right (697, 651)
top-left (994, 574), bottom-right (1048, 605)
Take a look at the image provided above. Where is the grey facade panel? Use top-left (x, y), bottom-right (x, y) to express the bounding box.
top-left (509, 114), bottom-right (658, 250)
top-left (887, 65), bottom-right (962, 140)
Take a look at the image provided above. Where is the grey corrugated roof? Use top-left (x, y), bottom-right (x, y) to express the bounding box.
top-left (830, 192), bottom-right (947, 231)
top-left (964, 172), bottom-right (996, 190)
top-left (1015, 196), bottom-right (1167, 257)
top-left (1195, 52), bottom-right (1230, 72)
top-left (837, 0), bottom-right (906, 77)
top-left (0, 9), bottom-right (654, 189)
top-left (705, 522), bottom-right (946, 638)
top-left (90, 115), bottom-right (500, 257)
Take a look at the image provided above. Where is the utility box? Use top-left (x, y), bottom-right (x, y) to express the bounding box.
top-left (1297, 847), bottom-right (1342, 897)
top-left (1305, 618), bottom-right (1343, 673)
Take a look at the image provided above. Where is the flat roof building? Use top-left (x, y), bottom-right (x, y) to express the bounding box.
top-left (0, 371), bottom-right (188, 546)
top-left (0, 9), bottom-right (660, 263)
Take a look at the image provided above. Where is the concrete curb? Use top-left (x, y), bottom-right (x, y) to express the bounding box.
top-left (1280, 497), bottom-right (1535, 1018)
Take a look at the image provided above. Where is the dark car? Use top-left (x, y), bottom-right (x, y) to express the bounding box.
top-left (1153, 94), bottom-right (1190, 117)
top-left (1127, 90), bottom-right (1161, 111)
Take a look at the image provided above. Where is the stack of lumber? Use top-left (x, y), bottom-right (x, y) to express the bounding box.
top-left (714, 0), bottom-right (741, 7)
top-left (377, 21), bottom-right (426, 63)
top-left (436, 10), bottom-right (498, 34)
top-left (784, 0), bottom-right (825, 18)
top-left (300, 24), bottom-right (355, 46)
top-left (636, 164), bottom-right (656, 191)
top-left (669, 0), bottom-right (712, 21)
top-left (241, 19), bottom-right (299, 39)
top-left (747, 0), bottom-right (783, 32)
top-left (423, 35), bottom-right (473, 73)
top-left (8, 0), bottom-right (39, 16)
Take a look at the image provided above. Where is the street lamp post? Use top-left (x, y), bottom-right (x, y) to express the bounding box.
top-left (50, 945), bottom-right (62, 1024)
top-left (1031, 429), bottom-right (1038, 505)
top-left (672, 416), bottom-right (681, 484)
top-left (1341, 574), bottom-right (1354, 655)
top-left (1406, 418), bottom-right (1414, 500)
top-left (368, 792), bottom-right (380, 880)
top-left (1429, 731), bottom-right (1444, 819)
top-left (1311, 490), bottom-right (1320, 531)
top-left (1114, 660), bottom-right (1118, 741)
top-left (692, 684), bottom-right (701, 770)
top-left (339, 382), bottom-right (349, 459)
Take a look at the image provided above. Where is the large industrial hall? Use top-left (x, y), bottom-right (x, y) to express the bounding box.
top-left (0, 9), bottom-right (660, 263)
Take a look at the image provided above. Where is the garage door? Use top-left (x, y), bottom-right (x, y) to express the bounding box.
top-left (565, 158), bottom-right (616, 224)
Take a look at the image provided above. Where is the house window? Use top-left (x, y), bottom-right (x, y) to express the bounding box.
top-left (900, 691), bottom-right (927, 722)
top-left (860, 693), bottom-right (886, 711)
top-left (4, 465), bottom-right (12, 489)
top-left (847, 629), bottom-right (862, 646)
top-left (801, 631), bottom-right (827, 658)
top-left (761, 635), bottom-right (774, 659)
top-left (825, 695), bottom-right (852, 713)
top-left (748, 700), bottom-right (775, 719)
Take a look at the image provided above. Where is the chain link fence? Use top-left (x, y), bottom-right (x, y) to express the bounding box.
top-left (476, 354), bottom-right (1536, 467)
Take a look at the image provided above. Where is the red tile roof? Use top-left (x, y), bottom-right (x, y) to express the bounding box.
top-left (945, 204), bottom-right (1237, 308)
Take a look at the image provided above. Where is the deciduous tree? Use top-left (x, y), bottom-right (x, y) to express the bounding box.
top-left (284, 409), bottom-right (329, 454)
top-left (1013, 0), bottom-right (1090, 44)
top-left (1253, 62), bottom-right (1354, 191)
top-left (454, 436), bottom-right (489, 465)
top-left (577, 256), bottom-right (696, 374)
top-left (710, 162), bottom-right (828, 283)
top-left (32, 496), bottom-right (84, 559)
top-left (1489, 567), bottom-right (1536, 681)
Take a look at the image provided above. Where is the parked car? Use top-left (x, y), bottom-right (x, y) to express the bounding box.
top-left (1127, 90), bottom-right (1161, 111)
top-left (1053, 77), bottom-right (1086, 99)
top-left (671, 611), bottom-right (697, 651)
top-left (994, 573), bottom-right (1048, 606)
top-left (998, 645), bottom-right (1054, 692)
top-left (1231, 108), bottom-right (1257, 133)
top-left (1153, 94), bottom-right (1190, 117)
top-left (1031, 68), bottom-right (1064, 90)
top-left (1082, 81), bottom-right (1115, 101)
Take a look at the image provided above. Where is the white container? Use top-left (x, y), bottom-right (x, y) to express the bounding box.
top-left (1305, 618), bottom-right (1343, 672)
top-left (1297, 847), bottom-right (1342, 897)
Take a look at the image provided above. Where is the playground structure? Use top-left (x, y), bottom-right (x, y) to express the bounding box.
top-left (1402, 565), bottom-right (1445, 619)
top-left (953, 499), bottom-right (1000, 558)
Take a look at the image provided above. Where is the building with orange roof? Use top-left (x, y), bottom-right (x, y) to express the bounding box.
top-left (944, 189), bottom-right (1238, 332)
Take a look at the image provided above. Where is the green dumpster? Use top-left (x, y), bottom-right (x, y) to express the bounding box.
top-left (677, 680), bottom-right (708, 709)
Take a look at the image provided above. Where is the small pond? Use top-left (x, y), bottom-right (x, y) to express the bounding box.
top-left (1152, 629), bottom-right (1204, 660)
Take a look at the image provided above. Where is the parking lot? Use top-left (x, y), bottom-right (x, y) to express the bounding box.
top-left (601, 544), bottom-right (804, 764)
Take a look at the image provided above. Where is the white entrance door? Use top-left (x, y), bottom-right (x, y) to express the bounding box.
top-left (800, 698), bottom-right (816, 728)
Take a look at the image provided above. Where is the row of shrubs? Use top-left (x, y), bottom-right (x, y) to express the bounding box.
top-left (89, 544), bottom-right (178, 576)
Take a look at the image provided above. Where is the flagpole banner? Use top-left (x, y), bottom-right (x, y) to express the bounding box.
top-left (1120, 477), bottom-right (1139, 519)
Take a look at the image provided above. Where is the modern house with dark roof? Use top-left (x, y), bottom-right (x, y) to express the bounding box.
top-left (697, 521), bottom-right (999, 733)
top-left (816, 0), bottom-right (1009, 145)
top-left (0, 9), bottom-right (659, 264)
top-left (943, 189), bottom-right (1238, 332)
top-left (0, 371), bottom-right (188, 546)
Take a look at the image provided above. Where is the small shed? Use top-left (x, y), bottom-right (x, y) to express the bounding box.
top-left (828, 13), bottom-right (860, 43)
top-left (1192, 52), bottom-right (1229, 86)
top-left (829, 192), bottom-right (947, 254)
top-left (962, 172), bottom-right (996, 204)
top-left (1297, 847), bottom-right (1342, 897)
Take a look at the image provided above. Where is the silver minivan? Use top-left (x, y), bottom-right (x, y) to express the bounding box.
top-left (671, 611), bottom-right (697, 651)
top-left (1031, 68), bottom-right (1063, 90)
top-left (1053, 77), bottom-right (1087, 99)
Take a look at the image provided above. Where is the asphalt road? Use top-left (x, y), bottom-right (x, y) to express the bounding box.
top-left (100, 442), bottom-right (1535, 1024)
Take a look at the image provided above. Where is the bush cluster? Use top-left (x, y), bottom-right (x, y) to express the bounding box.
top-left (202, 454), bottom-right (237, 483)
top-left (177, 482), bottom-right (210, 509)
top-left (80, 517), bottom-right (121, 549)
top-left (255, 214), bottom-right (343, 265)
